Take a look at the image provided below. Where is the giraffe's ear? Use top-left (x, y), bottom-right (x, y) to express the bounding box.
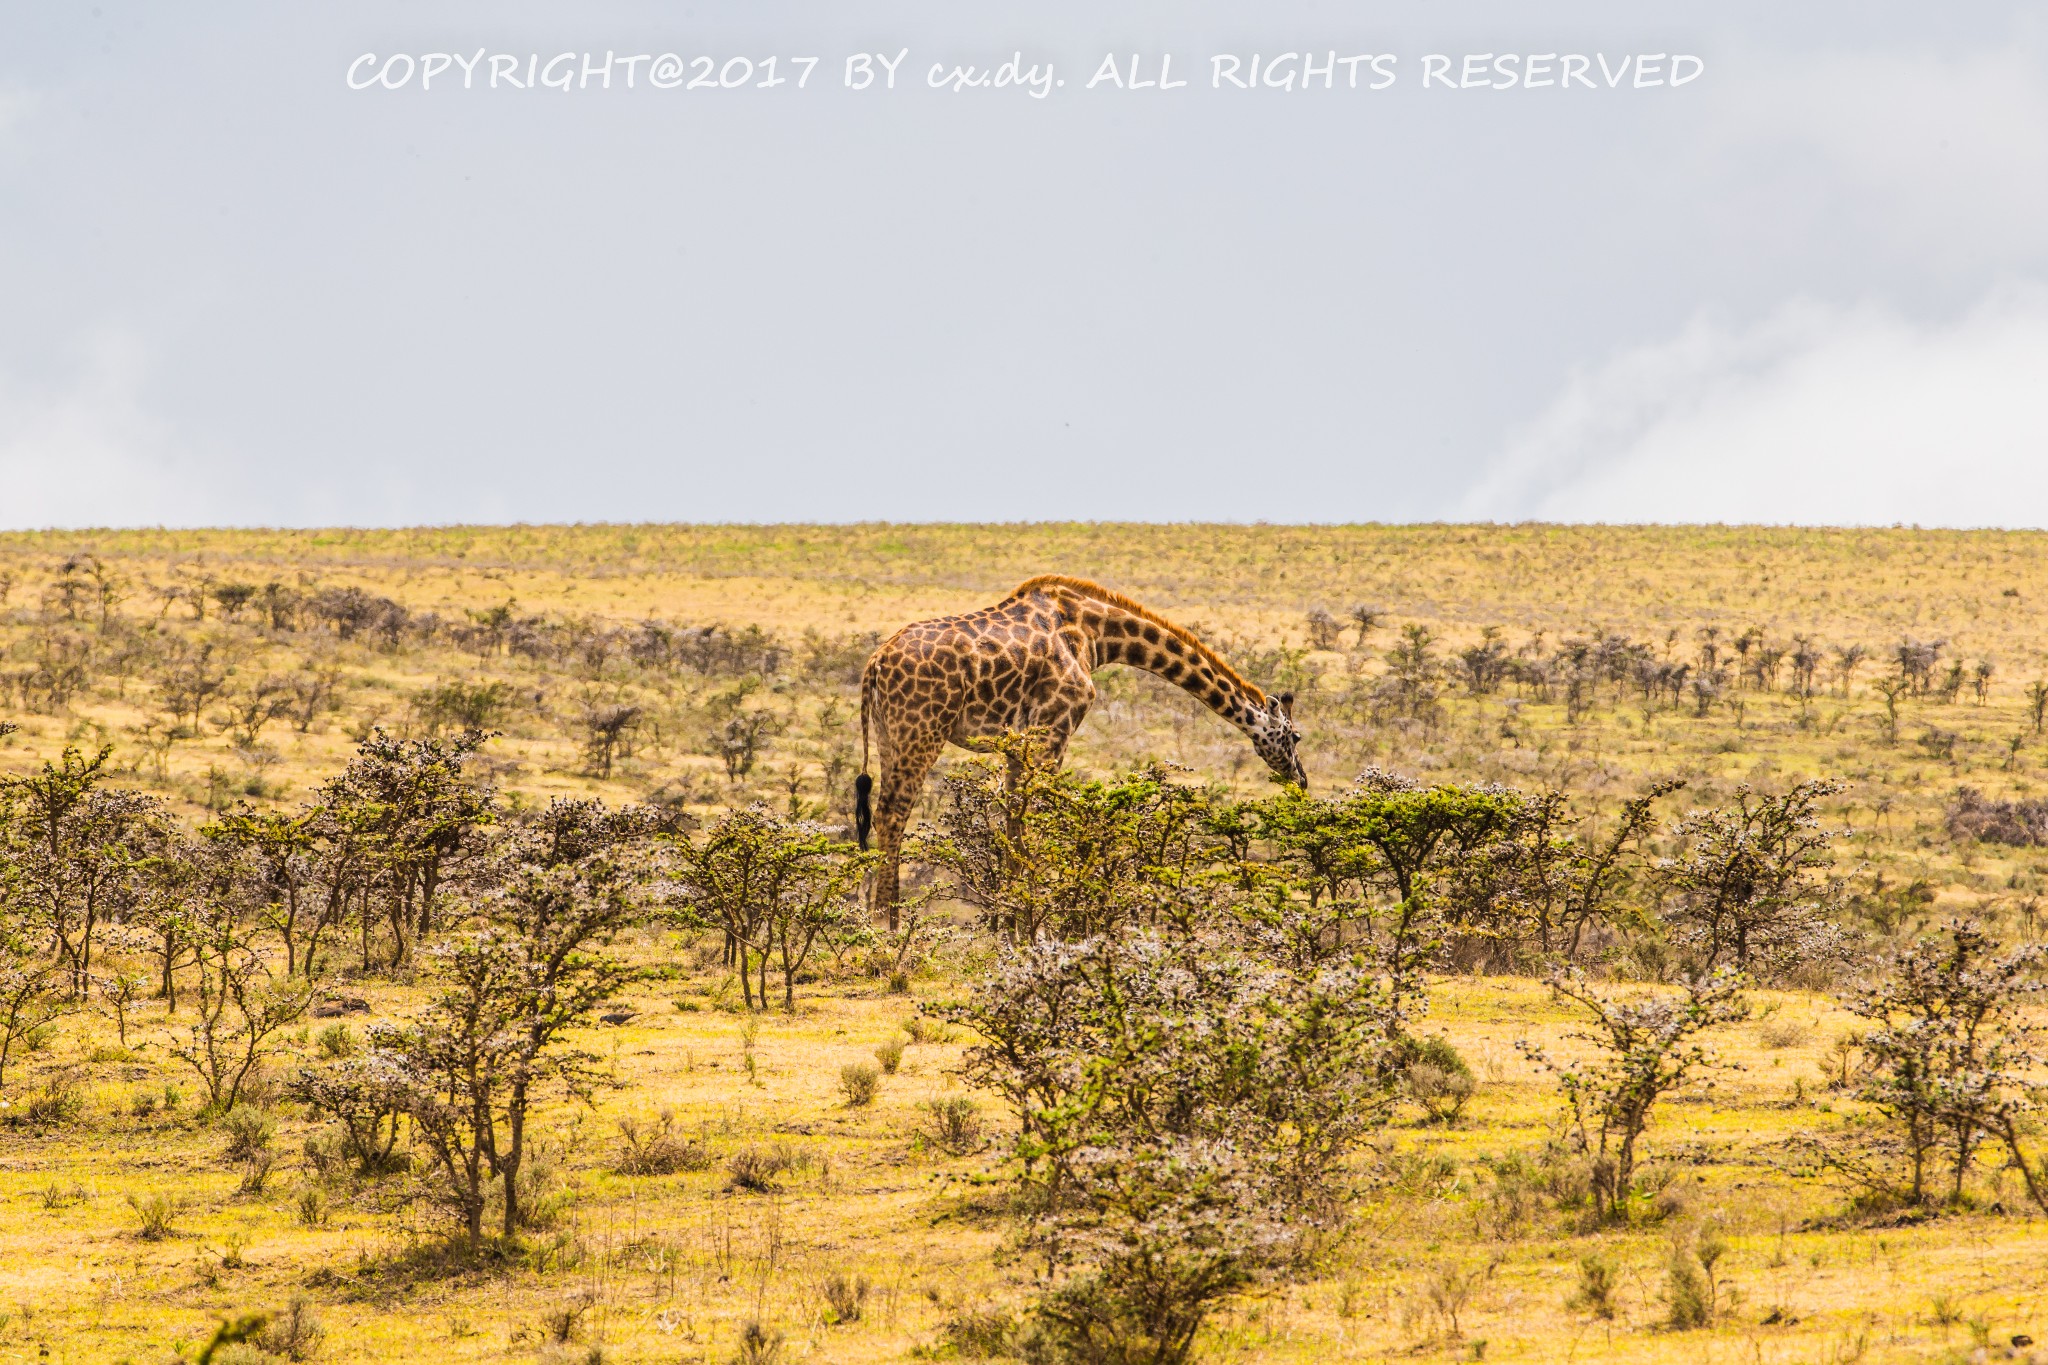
top-left (1277, 692), bottom-right (1295, 718)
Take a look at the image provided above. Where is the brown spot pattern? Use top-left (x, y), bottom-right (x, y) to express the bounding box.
top-left (858, 577), bottom-right (1283, 926)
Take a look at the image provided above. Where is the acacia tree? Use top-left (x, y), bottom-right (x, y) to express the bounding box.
top-left (1523, 967), bottom-right (1750, 1221)
top-left (953, 916), bottom-right (1402, 1364)
top-left (289, 1055), bottom-right (410, 1176)
top-left (321, 729), bottom-right (496, 968)
top-left (0, 767), bottom-right (58, 1083)
top-left (376, 798), bottom-right (655, 1246)
top-left (94, 962), bottom-right (150, 1046)
top-left (154, 638), bottom-right (228, 736)
top-left (579, 702), bottom-right (641, 779)
top-left (0, 746), bottom-right (159, 997)
top-left (1661, 781), bottom-right (1844, 980)
top-left (1333, 769), bottom-right (1523, 967)
top-left (377, 931), bottom-right (526, 1246)
top-left (303, 787), bottom-right (378, 976)
top-left (1252, 772), bottom-right (1521, 1037)
top-left (206, 806), bottom-right (323, 976)
top-left (0, 940), bottom-right (71, 1087)
top-left (763, 860), bottom-right (868, 1010)
top-left (1245, 787), bottom-right (1379, 911)
top-left (666, 805), bottom-right (867, 1010)
top-left (215, 674), bottom-right (293, 747)
top-left (1872, 675), bottom-right (1909, 745)
top-left (487, 799), bottom-right (654, 1231)
top-left (131, 831), bottom-right (209, 1010)
top-left (923, 749), bottom-right (1213, 942)
top-left (168, 891), bottom-right (314, 1114)
top-left (1843, 920), bottom-right (2047, 1208)
top-left (287, 661), bottom-right (344, 733)
top-left (1466, 780), bottom-right (1682, 961)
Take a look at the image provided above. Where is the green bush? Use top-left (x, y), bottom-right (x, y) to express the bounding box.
top-left (1402, 1035), bottom-right (1477, 1124)
top-left (254, 1293), bottom-right (326, 1360)
top-left (726, 1143), bottom-right (803, 1193)
top-left (222, 1106), bottom-right (276, 1161)
top-left (1665, 1226), bottom-right (1726, 1328)
top-left (940, 1304), bottom-right (1016, 1358)
top-left (316, 1022), bottom-right (355, 1059)
top-left (840, 1062), bottom-right (880, 1107)
top-left (955, 908), bottom-right (1407, 1365)
top-left (615, 1110), bottom-right (712, 1176)
top-left (22, 1075), bottom-right (84, 1127)
top-left (920, 1096), bottom-right (985, 1156)
top-left (823, 1273), bottom-right (869, 1324)
top-left (128, 1191), bottom-right (181, 1240)
top-left (1568, 1254), bottom-right (1617, 1319)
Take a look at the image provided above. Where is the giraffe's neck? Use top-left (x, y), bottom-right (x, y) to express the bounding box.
top-left (1070, 599), bottom-right (1267, 734)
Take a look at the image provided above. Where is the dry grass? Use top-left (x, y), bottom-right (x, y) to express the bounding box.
top-left (0, 974), bottom-right (2040, 1362)
top-left (1, 523), bottom-right (2046, 1361)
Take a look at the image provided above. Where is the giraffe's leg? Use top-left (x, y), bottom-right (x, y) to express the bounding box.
top-left (999, 744), bottom-right (1029, 936)
top-left (871, 731), bottom-right (944, 934)
top-left (1042, 699), bottom-right (1088, 766)
top-left (872, 824), bottom-right (905, 936)
top-left (1027, 664), bottom-right (1092, 776)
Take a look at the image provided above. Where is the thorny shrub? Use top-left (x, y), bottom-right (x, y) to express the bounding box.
top-left (1521, 968), bottom-right (1750, 1223)
top-left (1826, 918), bottom-right (2048, 1212)
top-left (950, 915), bottom-right (1406, 1364)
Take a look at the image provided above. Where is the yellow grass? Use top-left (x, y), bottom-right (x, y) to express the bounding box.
top-left (0, 524), bottom-right (2045, 1363)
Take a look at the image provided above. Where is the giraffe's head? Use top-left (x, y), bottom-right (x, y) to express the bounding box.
top-left (1249, 691), bottom-right (1307, 788)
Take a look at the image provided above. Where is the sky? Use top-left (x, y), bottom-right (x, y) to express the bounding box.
top-left (2, 3), bottom-right (2045, 529)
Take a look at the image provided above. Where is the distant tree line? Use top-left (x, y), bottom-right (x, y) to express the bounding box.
top-left (4, 554), bottom-right (884, 705)
top-left (2, 553), bottom-right (886, 798)
top-left (1294, 606), bottom-right (2011, 735)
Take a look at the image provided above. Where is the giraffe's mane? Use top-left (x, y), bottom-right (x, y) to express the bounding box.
top-left (1002, 575), bottom-right (1267, 702)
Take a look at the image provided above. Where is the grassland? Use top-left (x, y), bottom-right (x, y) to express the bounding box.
top-left (0, 523), bottom-right (2045, 1364)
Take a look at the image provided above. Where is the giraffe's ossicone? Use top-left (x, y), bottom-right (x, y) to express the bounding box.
top-left (855, 575), bottom-right (1305, 927)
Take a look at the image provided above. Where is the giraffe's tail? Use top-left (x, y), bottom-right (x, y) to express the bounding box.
top-left (854, 678), bottom-right (874, 850)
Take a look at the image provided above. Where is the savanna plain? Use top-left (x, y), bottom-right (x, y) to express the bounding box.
top-left (0, 523), bottom-right (2045, 1365)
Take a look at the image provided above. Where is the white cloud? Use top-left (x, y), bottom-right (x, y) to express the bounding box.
top-left (1463, 284), bottom-right (2048, 527)
top-left (0, 332), bottom-right (209, 529)
top-left (1704, 42), bottom-right (2048, 263)
top-left (0, 83), bottom-right (32, 142)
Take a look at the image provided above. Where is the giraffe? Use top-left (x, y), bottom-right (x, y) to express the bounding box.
top-left (854, 574), bottom-right (1306, 927)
